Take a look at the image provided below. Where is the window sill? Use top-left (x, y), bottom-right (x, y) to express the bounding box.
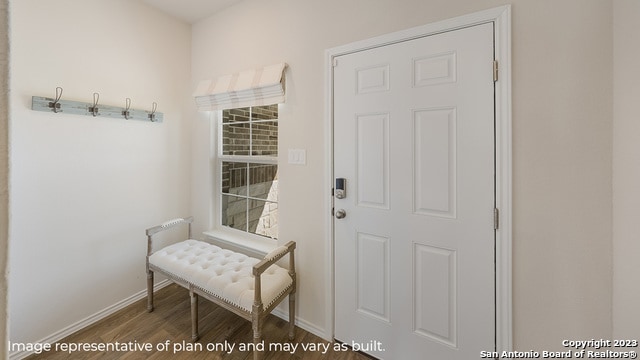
top-left (203, 229), bottom-right (277, 258)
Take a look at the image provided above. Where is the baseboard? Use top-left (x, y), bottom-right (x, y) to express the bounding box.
top-left (8, 280), bottom-right (171, 360)
top-left (271, 308), bottom-right (331, 342)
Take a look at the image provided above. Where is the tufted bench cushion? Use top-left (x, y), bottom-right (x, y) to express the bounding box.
top-left (149, 239), bottom-right (293, 312)
top-left (146, 218), bottom-right (296, 360)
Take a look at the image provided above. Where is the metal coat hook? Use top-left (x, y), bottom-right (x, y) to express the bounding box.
top-left (148, 102), bottom-right (158, 122)
top-left (122, 98), bottom-right (131, 120)
top-left (89, 92), bottom-right (100, 117)
top-left (48, 87), bottom-right (63, 113)
top-left (32, 92), bottom-right (163, 122)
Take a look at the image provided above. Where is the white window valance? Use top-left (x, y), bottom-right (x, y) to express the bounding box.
top-left (193, 63), bottom-right (287, 111)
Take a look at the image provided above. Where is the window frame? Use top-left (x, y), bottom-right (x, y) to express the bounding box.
top-left (213, 105), bottom-right (279, 244)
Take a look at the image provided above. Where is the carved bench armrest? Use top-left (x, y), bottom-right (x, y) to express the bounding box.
top-left (145, 216), bottom-right (194, 256)
top-left (252, 241), bottom-right (296, 312)
top-left (252, 241), bottom-right (296, 277)
top-left (146, 217), bottom-right (194, 236)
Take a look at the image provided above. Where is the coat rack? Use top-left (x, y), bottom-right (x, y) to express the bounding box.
top-left (31, 87), bottom-right (163, 123)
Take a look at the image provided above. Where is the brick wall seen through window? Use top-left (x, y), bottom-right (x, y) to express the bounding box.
top-left (220, 105), bottom-right (278, 239)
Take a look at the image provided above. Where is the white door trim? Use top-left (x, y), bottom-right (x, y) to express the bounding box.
top-left (323, 5), bottom-right (512, 352)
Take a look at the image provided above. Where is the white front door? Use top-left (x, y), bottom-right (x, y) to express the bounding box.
top-left (333, 22), bottom-right (495, 359)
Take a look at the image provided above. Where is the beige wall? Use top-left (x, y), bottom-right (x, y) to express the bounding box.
top-left (613, 0), bottom-right (640, 338)
top-left (191, 0), bottom-right (613, 350)
top-left (1, 0), bottom-right (8, 357)
top-left (4, 0), bottom-right (623, 355)
top-left (512, 0), bottom-right (613, 348)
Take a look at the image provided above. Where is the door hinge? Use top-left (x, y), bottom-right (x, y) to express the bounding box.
top-left (333, 58), bottom-right (338, 67)
top-left (494, 208), bottom-right (500, 230)
top-left (493, 60), bottom-right (499, 82)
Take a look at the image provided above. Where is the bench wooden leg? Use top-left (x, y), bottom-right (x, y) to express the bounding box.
top-left (146, 270), bottom-right (154, 312)
top-left (288, 291), bottom-right (296, 340)
top-left (190, 290), bottom-right (199, 342)
top-left (252, 316), bottom-right (263, 360)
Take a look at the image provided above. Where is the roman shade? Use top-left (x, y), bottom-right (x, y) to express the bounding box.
top-left (193, 63), bottom-right (287, 111)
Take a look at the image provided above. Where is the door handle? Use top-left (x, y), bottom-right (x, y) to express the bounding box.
top-left (335, 209), bottom-right (346, 219)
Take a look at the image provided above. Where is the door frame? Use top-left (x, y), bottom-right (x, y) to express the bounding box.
top-left (323, 5), bottom-right (512, 353)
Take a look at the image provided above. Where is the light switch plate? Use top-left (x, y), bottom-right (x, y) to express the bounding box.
top-left (288, 149), bottom-right (306, 165)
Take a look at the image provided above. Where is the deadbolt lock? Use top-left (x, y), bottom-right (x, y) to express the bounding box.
top-left (335, 178), bottom-right (346, 199)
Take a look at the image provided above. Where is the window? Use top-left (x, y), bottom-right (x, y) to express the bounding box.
top-left (219, 105), bottom-right (278, 240)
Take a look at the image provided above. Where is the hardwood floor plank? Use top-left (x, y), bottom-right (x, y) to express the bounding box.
top-left (25, 284), bottom-right (373, 360)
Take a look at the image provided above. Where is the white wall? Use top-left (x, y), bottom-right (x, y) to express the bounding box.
top-left (191, 0), bottom-right (613, 350)
top-left (613, 0), bottom-right (640, 338)
top-left (8, 0), bottom-right (191, 346)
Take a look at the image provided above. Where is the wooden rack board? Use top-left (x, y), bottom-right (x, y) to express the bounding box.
top-left (31, 96), bottom-right (163, 123)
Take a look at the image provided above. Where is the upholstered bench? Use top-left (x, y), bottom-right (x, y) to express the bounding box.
top-left (145, 217), bottom-right (296, 360)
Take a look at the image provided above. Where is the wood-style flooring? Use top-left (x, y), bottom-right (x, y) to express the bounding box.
top-left (26, 283), bottom-right (373, 360)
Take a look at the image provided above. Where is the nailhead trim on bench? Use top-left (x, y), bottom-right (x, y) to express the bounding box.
top-left (149, 239), bottom-right (292, 312)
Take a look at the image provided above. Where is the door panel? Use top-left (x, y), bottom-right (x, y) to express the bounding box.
top-left (413, 107), bottom-right (457, 217)
top-left (356, 113), bottom-right (389, 209)
top-left (334, 22), bottom-right (495, 359)
top-left (414, 243), bottom-right (457, 347)
top-left (356, 232), bottom-right (390, 322)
